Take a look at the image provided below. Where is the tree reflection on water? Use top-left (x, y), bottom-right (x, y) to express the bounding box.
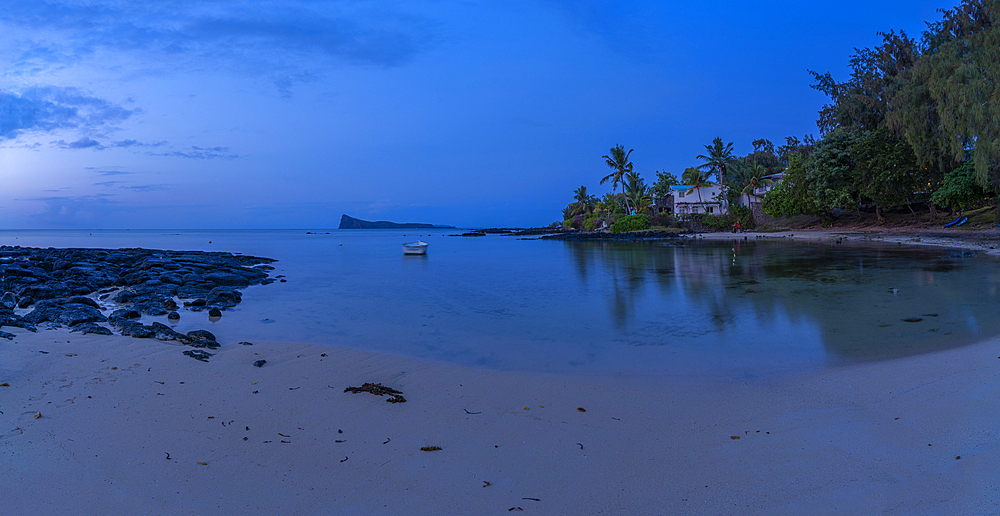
top-left (564, 238), bottom-right (1000, 362)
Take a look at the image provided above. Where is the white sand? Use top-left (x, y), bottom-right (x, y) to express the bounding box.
top-left (2, 327), bottom-right (999, 514)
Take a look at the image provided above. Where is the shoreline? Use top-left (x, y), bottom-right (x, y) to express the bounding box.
top-left (698, 228), bottom-right (1000, 255)
top-left (3, 327), bottom-right (1000, 513)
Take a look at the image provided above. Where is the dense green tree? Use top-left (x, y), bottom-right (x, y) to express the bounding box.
top-left (763, 155), bottom-right (819, 218)
top-left (910, 1), bottom-right (1000, 195)
top-left (747, 139), bottom-right (785, 176)
top-left (776, 135), bottom-right (817, 166)
top-left (805, 129), bottom-right (863, 220)
top-left (851, 128), bottom-right (922, 221)
top-left (601, 191), bottom-right (626, 215)
top-left (696, 138), bottom-right (735, 183)
top-left (601, 145), bottom-right (634, 212)
top-left (931, 162), bottom-right (993, 213)
top-left (650, 170), bottom-right (679, 198)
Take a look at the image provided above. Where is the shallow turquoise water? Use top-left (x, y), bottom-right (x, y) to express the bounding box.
top-left (1, 229), bottom-right (998, 377)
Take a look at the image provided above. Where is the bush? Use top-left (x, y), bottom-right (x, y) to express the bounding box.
top-left (562, 218), bottom-right (573, 228)
top-left (649, 214), bottom-right (673, 227)
top-left (729, 205), bottom-right (755, 230)
top-left (611, 214), bottom-right (649, 233)
top-left (583, 215), bottom-right (601, 231)
top-left (701, 214), bottom-right (734, 230)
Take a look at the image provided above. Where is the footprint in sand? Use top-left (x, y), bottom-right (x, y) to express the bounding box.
top-left (0, 427), bottom-right (24, 440)
top-left (18, 411), bottom-right (41, 422)
top-left (28, 392), bottom-right (48, 402)
top-left (55, 398), bottom-right (75, 408)
top-left (57, 381), bottom-right (74, 392)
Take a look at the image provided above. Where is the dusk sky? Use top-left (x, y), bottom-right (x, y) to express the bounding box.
top-left (0, 0), bottom-right (952, 229)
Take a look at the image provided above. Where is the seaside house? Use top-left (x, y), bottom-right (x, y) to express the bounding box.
top-left (651, 195), bottom-right (675, 215)
top-left (670, 184), bottom-right (726, 217)
top-left (729, 172), bottom-right (783, 222)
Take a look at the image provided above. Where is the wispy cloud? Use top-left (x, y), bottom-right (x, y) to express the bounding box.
top-left (147, 145), bottom-right (240, 160)
top-left (0, 86), bottom-right (134, 140)
top-left (125, 184), bottom-right (169, 192)
top-left (0, 1), bottom-right (437, 95)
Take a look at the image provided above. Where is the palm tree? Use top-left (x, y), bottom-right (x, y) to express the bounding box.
top-left (624, 170), bottom-right (651, 215)
top-left (572, 185), bottom-right (595, 215)
top-left (681, 166), bottom-right (711, 208)
top-left (601, 145), bottom-right (634, 212)
top-left (696, 137), bottom-right (735, 184)
top-left (730, 159), bottom-right (774, 208)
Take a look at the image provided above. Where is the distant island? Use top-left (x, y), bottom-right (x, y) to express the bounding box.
top-left (338, 214), bottom-right (454, 229)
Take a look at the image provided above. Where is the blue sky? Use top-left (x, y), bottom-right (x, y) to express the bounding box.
top-left (0, 0), bottom-right (953, 229)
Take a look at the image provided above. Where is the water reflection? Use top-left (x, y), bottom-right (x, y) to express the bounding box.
top-left (565, 239), bottom-right (1000, 363)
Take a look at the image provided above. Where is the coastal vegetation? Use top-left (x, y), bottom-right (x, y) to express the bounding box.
top-left (561, 0), bottom-right (999, 231)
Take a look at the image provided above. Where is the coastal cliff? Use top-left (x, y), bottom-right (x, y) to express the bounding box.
top-left (338, 214), bottom-right (453, 229)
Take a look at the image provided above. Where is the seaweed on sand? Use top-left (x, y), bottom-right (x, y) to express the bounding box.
top-left (344, 382), bottom-right (407, 403)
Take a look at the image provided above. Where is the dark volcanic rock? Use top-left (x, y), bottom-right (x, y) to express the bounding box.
top-left (183, 349), bottom-right (213, 362)
top-left (204, 272), bottom-right (250, 287)
top-left (176, 283), bottom-right (213, 299)
top-left (132, 300), bottom-right (169, 316)
top-left (149, 322), bottom-right (190, 343)
top-left (187, 329), bottom-right (216, 342)
top-left (206, 287), bottom-right (241, 308)
top-left (65, 296), bottom-right (100, 308)
top-left (167, 311), bottom-right (180, 320)
top-left (208, 307), bottom-right (222, 318)
top-left (70, 322), bottom-right (113, 335)
top-left (186, 329), bottom-right (219, 349)
top-left (58, 303), bottom-right (107, 326)
top-left (0, 245), bottom-right (276, 339)
top-left (0, 330), bottom-right (14, 340)
top-left (118, 321), bottom-right (155, 338)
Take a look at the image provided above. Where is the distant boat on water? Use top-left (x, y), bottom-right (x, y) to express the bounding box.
top-left (402, 240), bottom-right (429, 255)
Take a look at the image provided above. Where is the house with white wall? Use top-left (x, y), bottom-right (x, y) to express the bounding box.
top-left (670, 183), bottom-right (726, 216)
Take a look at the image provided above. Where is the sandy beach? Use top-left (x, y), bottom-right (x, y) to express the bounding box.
top-left (3, 325), bottom-right (999, 515)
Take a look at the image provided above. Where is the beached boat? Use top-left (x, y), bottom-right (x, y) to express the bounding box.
top-left (402, 240), bottom-right (429, 255)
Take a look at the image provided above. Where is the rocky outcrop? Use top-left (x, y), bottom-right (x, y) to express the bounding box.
top-left (0, 246), bottom-right (277, 346)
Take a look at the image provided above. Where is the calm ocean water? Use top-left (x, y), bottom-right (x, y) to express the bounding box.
top-left (2, 229), bottom-right (998, 378)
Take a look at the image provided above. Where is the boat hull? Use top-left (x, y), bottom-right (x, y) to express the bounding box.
top-left (402, 241), bottom-right (428, 255)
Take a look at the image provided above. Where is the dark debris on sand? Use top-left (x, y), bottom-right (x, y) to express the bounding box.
top-left (344, 382), bottom-right (407, 403)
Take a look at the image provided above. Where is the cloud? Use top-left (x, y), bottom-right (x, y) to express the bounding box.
top-left (94, 170), bottom-right (133, 176)
top-left (0, 87), bottom-right (134, 140)
top-left (543, 0), bottom-right (662, 54)
top-left (110, 139), bottom-right (167, 148)
top-left (21, 194), bottom-right (120, 227)
top-left (0, 1), bottom-right (437, 94)
top-left (94, 180), bottom-right (127, 187)
top-left (125, 184), bottom-right (169, 192)
top-left (147, 146), bottom-right (240, 160)
top-left (52, 136), bottom-right (104, 149)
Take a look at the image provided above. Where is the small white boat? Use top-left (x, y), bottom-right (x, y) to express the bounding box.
top-left (402, 240), bottom-right (429, 255)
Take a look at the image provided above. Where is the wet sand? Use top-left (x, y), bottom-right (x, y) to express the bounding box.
top-left (3, 327), bottom-right (999, 514)
top-left (700, 229), bottom-right (1000, 256)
